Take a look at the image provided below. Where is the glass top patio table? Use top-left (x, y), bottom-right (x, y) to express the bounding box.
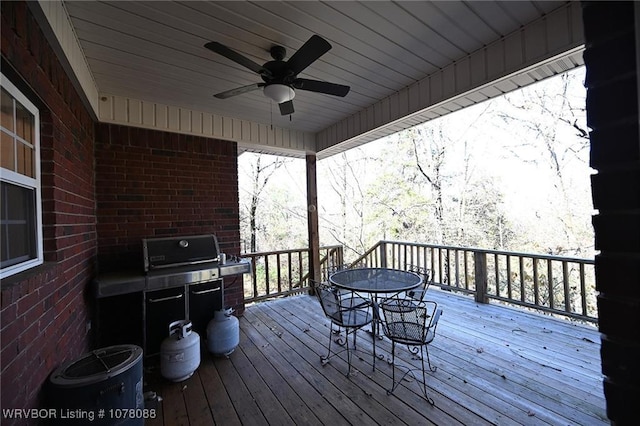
top-left (329, 268), bottom-right (422, 293)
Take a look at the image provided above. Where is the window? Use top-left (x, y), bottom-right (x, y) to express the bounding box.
top-left (1, 73), bottom-right (42, 279)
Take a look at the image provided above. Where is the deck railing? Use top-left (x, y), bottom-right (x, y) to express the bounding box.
top-left (352, 240), bottom-right (597, 323)
top-left (242, 240), bottom-right (597, 322)
top-left (241, 245), bottom-right (343, 304)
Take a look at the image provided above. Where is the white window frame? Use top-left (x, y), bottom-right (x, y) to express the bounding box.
top-left (1, 72), bottom-right (43, 279)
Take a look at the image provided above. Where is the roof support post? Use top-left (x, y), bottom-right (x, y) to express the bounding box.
top-left (306, 154), bottom-right (321, 292)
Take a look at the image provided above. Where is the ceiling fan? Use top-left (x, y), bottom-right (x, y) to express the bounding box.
top-left (204, 35), bottom-right (350, 115)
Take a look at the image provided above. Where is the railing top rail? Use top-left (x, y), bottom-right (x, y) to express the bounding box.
top-left (379, 240), bottom-right (594, 264)
top-left (242, 245), bottom-right (342, 257)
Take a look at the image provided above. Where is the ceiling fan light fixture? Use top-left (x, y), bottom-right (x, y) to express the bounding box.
top-left (263, 84), bottom-right (295, 103)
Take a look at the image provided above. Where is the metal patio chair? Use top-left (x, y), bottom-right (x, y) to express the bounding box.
top-left (379, 294), bottom-right (443, 404)
top-left (406, 264), bottom-right (433, 301)
top-left (314, 280), bottom-right (376, 376)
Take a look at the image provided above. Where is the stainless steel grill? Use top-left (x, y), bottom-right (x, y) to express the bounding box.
top-left (143, 234), bottom-right (220, 271)
top-left (144, 235), bottom-right (222, 291)
top-left (141, 234), bottom-right (250, 356)
top-left (95, 235), bottom-right (251, 298)
top-left (94, 234), bottom-right (250, 357)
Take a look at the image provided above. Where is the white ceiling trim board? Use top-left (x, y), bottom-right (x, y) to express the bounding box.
top-left (316, 1), bottom-right (585, 157)
top-left (30, 0), bottom-right (99, 118)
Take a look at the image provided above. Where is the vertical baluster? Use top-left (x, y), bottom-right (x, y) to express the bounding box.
top-left (438, 249), bottom-right (443, 285)
top-left (455, 249), bottom-right (460, 288)
top-left (288, 252), bottom-right (293, 292)
top-left (464, 250), bottom-right (469, 290)
top-left (265, 254), bottom-right (270, 296)
top-left (519, 256), bottom-right (525, 303)
top-left (430, 247), bottom-right (435, 284)
top-left (252, 256), bottom-right (258, 300)
top-left (298, 251), bottom-right (304, 289)
top-left (276, 253), bottom-right (282, 293)
top-left (533, 258), bottom-right (539, 306)
top-left (494, 253), bottom-right (500, 298)
top-left (563, 261), bottom-right (570, 313)
top-left (446, 248), bottom-right (451, 285)
top-left (422, 246), bottom-right (428, 274)
top-left (580, 263), bottom-right (587, 316)
top-left (507, 255), bottom-right (512, 300)
top-left (547, 259), bottom-right (554, 309)
top-left (404, 244), bottom-right (409, 269)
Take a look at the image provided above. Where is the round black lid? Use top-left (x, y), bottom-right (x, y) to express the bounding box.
top-left (50, 345), bottom-right (142, 387)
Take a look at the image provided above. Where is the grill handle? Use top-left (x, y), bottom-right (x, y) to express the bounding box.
top-left (148, 294), bottom-right (183, 303)
top-left (191, 287), bottom-right (221, 295)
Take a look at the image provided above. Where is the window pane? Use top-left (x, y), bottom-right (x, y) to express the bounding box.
top-left (16, 142), bottom-right (34, 178)
top-left (1, 88), bottom-right (13, 132)
top-left (0, 182), bottom-right (36, 267)
top-left (6, 225), bottom-right (30, 261)
top-left (1, 130), bottom-right (14, 171)
top-left (15, 102), bottom-right (33, 143)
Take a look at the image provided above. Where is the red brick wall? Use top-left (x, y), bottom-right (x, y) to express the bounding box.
top-left (94, 123), bottom-right (243, 311)
top-left (1, 1), bottom-right (95, 421)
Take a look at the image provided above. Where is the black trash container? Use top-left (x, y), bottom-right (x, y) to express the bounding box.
top-left (47, 345), bottom-right (144, 425)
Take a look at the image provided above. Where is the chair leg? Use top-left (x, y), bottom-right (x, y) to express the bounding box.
top-left (372, 326), bottom-right (376, 372)
top-left (321, 322), bottom-right (334, 366)
top-left (387, 343), bottom-right (435, 405)
top-left (419, 346), bottom-right (435, 405)
top-left (345, 329), bottom-right (351, 376)
top-left (425, 345), bottom-right (437, 372)
top-left (387, 341), bottom-right (398, 395)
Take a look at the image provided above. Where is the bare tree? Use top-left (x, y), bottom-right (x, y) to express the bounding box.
top-left (319, 150), bottom-right (372, 258)
top-left (493, 70), bottom-right (591, 256)
top-left (240, 154), bottom-right (288, 252)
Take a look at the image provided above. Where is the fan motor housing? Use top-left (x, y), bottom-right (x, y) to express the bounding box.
top-left (261, 61), bottom-right (292, 83)
top-left (270, 45), bottom-right (286, 61)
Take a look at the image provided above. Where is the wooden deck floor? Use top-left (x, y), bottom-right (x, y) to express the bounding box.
top-left (144, 288), bottom-right (607, 425)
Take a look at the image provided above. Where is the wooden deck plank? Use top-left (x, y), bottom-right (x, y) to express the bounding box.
top-left (227, 333), bottom-right (297, 425)
top-left (182, 373), bottom-right (214, 426)
top-left (159, 379), bottom-right (190, 425)
top-left (430, 290), bottom-right (604, 403)
top-left (250, 301), bottom-right (450, 426)
top-left (240, 312), bottom-right (346, 425)
top-left (266, 296), bottom-right (495, 425)
top-left (276, 293), bottom-right (512, 425)
top-left (197, 352), bottom-right (242, 426)
top-left (237, 326), bottom-right (324, 425)
top-left (143, 288), bottom-right (606, 425)
top-left (245, 304), bottom-right (388, 425)
top-left (213, 354), bottom-right (269, 425)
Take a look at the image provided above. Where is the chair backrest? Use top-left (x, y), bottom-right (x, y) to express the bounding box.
top-left (314, 281), bottom-right (341, 322)
top-left (406, 264), bottom-right (433, 296)
top-left (431, 308), bottom-right (443, 329)
top-left (379, 296), bottom-right (438, 345)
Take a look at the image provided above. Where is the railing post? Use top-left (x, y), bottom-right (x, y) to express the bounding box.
top-left (474, 251), bottom-right (489, 304)
top-left (379, 241), bottom-right (387, 268)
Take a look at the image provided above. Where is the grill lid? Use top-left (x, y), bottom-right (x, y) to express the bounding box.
top-left (143, 234), bottom-right (220, 271)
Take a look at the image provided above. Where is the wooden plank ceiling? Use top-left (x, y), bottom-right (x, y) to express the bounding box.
top-left (48, 1), bottom-right (584, 158)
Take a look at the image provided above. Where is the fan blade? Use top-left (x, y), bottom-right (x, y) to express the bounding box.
top-left (205, 42), bottom-right (271, 77)
top-left (214, 83), bottom-right (264, 99)
top-left (293, 78), bottom-right (350, 97)
top-left (286, 35), bottom-right (331, 75)
top-left (279, 100), bottom-right (294, 115)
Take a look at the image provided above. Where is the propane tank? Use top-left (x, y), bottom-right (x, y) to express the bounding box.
top-left (160, 320), bottom-right (200, 382)
top-left (207, 308), bottom-right (240, 356)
